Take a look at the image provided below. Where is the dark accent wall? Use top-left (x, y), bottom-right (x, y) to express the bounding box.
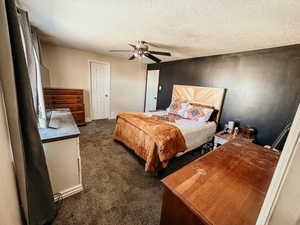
top-left (147, 45), bottom-right (300, 149)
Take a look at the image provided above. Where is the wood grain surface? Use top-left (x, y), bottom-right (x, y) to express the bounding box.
top-left (161, 139), bottom-right (280, 225)
top-left (44, 88), bottom-right (86, 126)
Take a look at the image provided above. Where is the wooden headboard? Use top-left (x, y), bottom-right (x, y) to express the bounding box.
top-left (171, 85), bottom-right (226, 124)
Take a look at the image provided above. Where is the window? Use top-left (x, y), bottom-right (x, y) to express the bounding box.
top-left (17, 8), bottom-right (47, 127)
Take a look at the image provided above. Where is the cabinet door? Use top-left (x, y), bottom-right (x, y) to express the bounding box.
top-left (43, 137), bottom-right (82, 196)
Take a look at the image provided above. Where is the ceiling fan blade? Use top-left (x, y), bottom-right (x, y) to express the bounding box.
top-left (148, 51), bottom-right (171, 56)
top-left (128, 55), bottom-right (135, 60)
top-left (144, 53), bottom-right (161, 63)
top-left (109, 50), bottom-right (132, 52)
top-left (128, 43), bottom-right (137, 49)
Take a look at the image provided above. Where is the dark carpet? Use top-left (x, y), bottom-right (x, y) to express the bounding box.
top-left (53, 119), bottom-right (209, 225)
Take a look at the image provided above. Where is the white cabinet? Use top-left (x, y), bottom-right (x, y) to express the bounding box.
top-left (39, 109), bottom-right (83, 200)
top-left (43, 137), bottom-right (83, 200)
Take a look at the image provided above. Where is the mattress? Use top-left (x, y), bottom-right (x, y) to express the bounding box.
top-left (144, 111), bottom-right (216, 156)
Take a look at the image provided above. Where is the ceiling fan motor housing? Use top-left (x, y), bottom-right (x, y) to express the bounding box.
top-left (110, 40), bottom-right (171, 63)
top-left (135, 41), bottom-right (149, 57)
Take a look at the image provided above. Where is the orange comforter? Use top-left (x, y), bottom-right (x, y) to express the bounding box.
top-left (113, 112), bottom-right (187, 173)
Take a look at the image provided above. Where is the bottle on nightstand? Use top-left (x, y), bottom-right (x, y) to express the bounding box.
top-left (233, 127), bottom-right (239, 137)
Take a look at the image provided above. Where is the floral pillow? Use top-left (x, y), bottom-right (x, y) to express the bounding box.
top-left (186, 106), bottom-right (214, 122)
top-left (167, 102), bottom-right (191, 117)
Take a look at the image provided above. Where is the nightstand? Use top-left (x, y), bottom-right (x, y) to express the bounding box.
top-left (214, 130), bottom-right (255, 149)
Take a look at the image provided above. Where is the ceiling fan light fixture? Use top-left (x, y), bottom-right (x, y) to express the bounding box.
top-left (110, 40), bottom-right (171, 63)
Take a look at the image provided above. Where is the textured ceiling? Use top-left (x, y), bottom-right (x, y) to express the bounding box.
top-left (18, 0), bottom-right (300, 63)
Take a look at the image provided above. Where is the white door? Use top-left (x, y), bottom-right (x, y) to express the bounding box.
top-left (145, 70), bottom-right (159, 112)
top-left (90, 62), bottom-right (110, 120)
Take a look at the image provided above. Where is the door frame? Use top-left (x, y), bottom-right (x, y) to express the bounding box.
top-left (88, 60), bottom-right (111, 121)
top-left (256, 104), bottom-right (300, 225)
top-left (144, 69), bottom-right (160, 112)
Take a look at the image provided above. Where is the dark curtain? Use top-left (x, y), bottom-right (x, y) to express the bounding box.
top-left (5, 0), bottom-right (56, 225)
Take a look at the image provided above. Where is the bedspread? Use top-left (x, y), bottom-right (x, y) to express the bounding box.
top-left (113, 112), bottom-right (187, 173)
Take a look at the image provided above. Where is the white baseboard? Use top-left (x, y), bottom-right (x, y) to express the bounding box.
top-left (54, 184), bottom-right (83, 201)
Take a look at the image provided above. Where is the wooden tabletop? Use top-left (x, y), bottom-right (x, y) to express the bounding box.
top-left (162, 139), bottom-right (280, 225)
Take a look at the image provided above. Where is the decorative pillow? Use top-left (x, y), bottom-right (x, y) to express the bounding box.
top-left (190, 103), bottom-right (215, 110)
top-left (167, 102), bottom-right (191, 116)
top-left (186, 106), bottom-right (214, 122)
top-left (190, 103), bottom-right (217, 121)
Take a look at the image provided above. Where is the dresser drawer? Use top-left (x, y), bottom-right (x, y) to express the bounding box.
top-left (46, 95), bottom-right (83, 104)
top-left (44, 88), bottom-right (86, 126)
top-left (44, 88), bottom-right (83, 95)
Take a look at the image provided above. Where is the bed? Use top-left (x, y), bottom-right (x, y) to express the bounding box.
top-left (113, 85), bottom-right (226, 173)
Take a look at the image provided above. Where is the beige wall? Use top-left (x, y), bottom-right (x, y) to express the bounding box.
top-left (0, 0), bottom-right (23, 224)
top-left (0, 84), bottom-right (22, 225)
top-left (41, 43), bottom-right (147, 120)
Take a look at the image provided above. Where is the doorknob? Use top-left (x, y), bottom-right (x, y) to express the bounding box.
top-left (154, 97), bottom-right (157, 99)
top-left (105, 94), bottom-right (108, 97)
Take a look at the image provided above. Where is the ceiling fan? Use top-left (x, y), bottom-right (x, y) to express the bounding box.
top-left (109, 40), bottom-right (171, 63)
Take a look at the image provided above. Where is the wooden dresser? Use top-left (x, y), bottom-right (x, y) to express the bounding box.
top-left (160, 140), bottom-right (280, 225)
top-left (44, 88), bottom-right (86, 126)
